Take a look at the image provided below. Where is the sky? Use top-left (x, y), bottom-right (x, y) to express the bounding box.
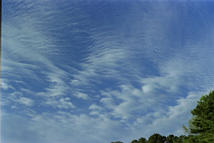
top-left (1, 0), bottom-right (214, 143)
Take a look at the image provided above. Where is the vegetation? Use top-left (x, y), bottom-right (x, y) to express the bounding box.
top-left (111, 91), bottom-right (214, 143)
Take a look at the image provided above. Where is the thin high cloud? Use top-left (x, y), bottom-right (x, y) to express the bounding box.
top-left (2, 1), bottom-right (82, 109)
top-left (2, 1), bottom-right (214, 143)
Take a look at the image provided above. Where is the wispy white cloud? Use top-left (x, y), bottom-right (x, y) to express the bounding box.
top-left (1, 79), bottom-right (14, 90)
top-left (2, 1), bottom-right (84, 112)
top-left (130, 91), bottom-right (205, 138)
top-left (89, 104), bottom-right (103, 116)
top-left (70, 47), bottom-right (130, 86)
top-left (1, 111), bottom-right (128, 143)
top-left (17, 97), bottom-right (34, 107)
top-left (45, 97), bottom-right (75, 109)
top-left (74, 92), bottom-right (89, 100)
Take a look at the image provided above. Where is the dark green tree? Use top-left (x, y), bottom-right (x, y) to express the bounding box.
top-left (138, 137), bottom-right (147, 143)
top-left (131, 139), bottom-right (138, 143)
top-left (165, 135), bottom-right (184, 143)
top-left (186, 91), bottom-right (214, 143)
top-left (190, 91), bottom-right (214, 134)
top-left (175, 135), bottom-right (186, 143)
top-left (147, 133), bottom-right (166, 143)
top-left (166, 135), bottom-right (175, 143)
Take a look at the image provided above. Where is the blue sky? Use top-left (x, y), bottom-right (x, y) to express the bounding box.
top-left (2, 0), bottom-right (214, 143)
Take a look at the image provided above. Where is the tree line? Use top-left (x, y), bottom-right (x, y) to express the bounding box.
top-left (111, 91), bottom-right (214, 143)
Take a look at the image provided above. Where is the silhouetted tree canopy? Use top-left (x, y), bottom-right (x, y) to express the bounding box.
top-left (138, 137), bottom-right (147, 143)
top-left (111, 141), bottom-right (123, 143)
top-left (186, 91), bottom-right (214, 143)
top-left (131, 139), bottom-right (138, 143)
top-left (190, 91), bottom-right (214, 134)
top-left (147, 133), bottom-right (166, 143)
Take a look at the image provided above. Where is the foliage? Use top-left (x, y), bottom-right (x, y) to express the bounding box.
top-left (185, 91), bottom-right (214, 143)
top-left (190, 91), bottom-right (214, 134)
top-left (130, 137), bottom-right (147, 143)
top-left (131, 139), bottom-right (138, 143)
top-left (147, 133), bottom-right (166, 143)
top-left (138, 137), bottom-right (147, 143)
